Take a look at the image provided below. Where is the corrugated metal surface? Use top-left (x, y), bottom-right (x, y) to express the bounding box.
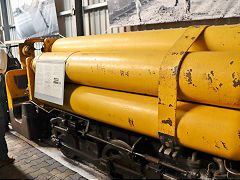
top-left (83, 0), bottom-right (126, 36)
top-left (82, 0), bottom-right (240, 35)
top-left (55, 0), bottom-right (77, 37)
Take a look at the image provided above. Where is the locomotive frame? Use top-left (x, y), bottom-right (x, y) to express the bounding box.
top-left (4, 27), bottom-right (240, 179)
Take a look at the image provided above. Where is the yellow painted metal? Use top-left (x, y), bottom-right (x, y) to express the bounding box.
top-left (51, 24), bottom-right (240, 52)
top-left (22, 45), bottom-right (34, 56)
top-left (176, 103), bottom-right (240, 161)
top-left (32, 51), bottom-right (240, 110)
top-left (5, 69), bottom-right (28, 110)
top-left (26, 57), bottom-right (36, 101)
top-left (26, 25), bottom-right (240, 160)
top-left (55, 84), bottom-right (240, 161)
top-left (29, 52), bottom-right (75, 102)
top-left (17, 39), bottom-right (44, 69)
top-left (43, 38), bottom-right (58, 52)
top-left (63, 84), bottom-right (159, 138)
top-left (179, 52), bottom-right (240, 109)
top-left (18, 43), bottom-right (35, 68)
top-left (158, 25), bottom-right (207, 137)
top-left (33, 52), bottom-right (74, 62)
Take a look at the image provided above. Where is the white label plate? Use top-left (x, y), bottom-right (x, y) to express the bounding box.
top-left (34, 60), bottom-right (65, 105)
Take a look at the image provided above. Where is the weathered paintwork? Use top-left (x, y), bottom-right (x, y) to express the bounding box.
top-left (158, 25), bottom-right (208, 137)
top-left (28, 24), bottom-right (240, 161)
top-left (58, 84), bottom-right (240, 161)
top-left (51, 24), bottom-right (240, 52)
top-left (32, 51), bottom-right (240, 110)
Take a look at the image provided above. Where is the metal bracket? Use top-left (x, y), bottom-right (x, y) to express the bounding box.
top-left (158, 25), bottom-right (208, 138)
top-left (44, 38), bottom-right (58, 52)
top-left (58, 9), bottom-right (75, 16)
top-left (83, 2), bottom-right (107, 11)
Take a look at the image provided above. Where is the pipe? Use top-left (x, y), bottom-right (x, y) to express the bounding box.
top-left (51, 24), bottom-right (240, 52)
top-left (33, 51), bottom-right (240, 109)
top-left (51, 84), bottom-right (240, 161)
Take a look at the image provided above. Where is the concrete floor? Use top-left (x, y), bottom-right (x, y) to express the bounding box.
top-left (0, 131), bottom-right (107, 180)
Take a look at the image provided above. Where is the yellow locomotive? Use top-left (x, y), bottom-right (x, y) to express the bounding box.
top-left (5, 24), bottom-right (240, 179)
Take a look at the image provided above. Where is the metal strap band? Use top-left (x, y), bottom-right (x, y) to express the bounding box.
top-left (158, 25), bottom-right (208, 137)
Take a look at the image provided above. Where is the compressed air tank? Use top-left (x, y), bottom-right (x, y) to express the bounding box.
top-left (33, 51), bottom-right (240, 109)
top-left (31, 24), bottom-right (240, 161)
top-left (51, 25), bottom-right (240, 52)
top-left (58, 84), bottom-right (240, 161)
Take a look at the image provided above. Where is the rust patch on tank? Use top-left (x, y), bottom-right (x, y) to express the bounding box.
top-left (207, 73), bottom-right (213, 83)
top-left (162, 118), bottom-right (172, 126)
top-left (96, 64), bottom-right (106, 73)
top-left (180, 51), bottom-right (185, 55)
top-left (186, 69), bottom-right (193, 84)
top-left (120, 70), bottom-right (124, 76)
top-left (212, 87), bottom-right (218, 92)
top-left (120, 70), bottom-right (129, 77)
top-left (148, 69), bottom-right (151, 75)
top-left (206, 71), bottom-right (214, 85)
top-left (191, 37), bottom-right (196, 40)
top-left (158, 98), bottom-right (161, 104)
top-left (230, 61), bottom-right (234, 65)
top-left (232, 72), bottom-right (240, 88)
top-left (215, 141), bottom-right (220, 149)
top-left (185, 69), bottom-right (197, 87)
top-left (185, 36), bottom-right (189, 38)
top-left (205, 71), bottom-right (223, 91)
top-left (232, 76), bottom-right (240, 88)
top-left (148, 69), bottom-right (156, 75)
top-left (160, 75), bottom-right (166, 80)
top-left (158, 98), bottom-right (166, 105)
top-left (128, 118), bottom-right (134, 127)
top-left (221, 141), bottom-right (228, 150)
top-left (238, 131), bottom-right (240, 139)
top-left (210, 71), bottom-right (214, 76)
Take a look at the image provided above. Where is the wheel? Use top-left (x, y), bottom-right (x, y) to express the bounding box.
top-left (59, 134), bottom-right (78, 159)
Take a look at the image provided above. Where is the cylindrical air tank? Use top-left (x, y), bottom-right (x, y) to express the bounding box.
top-left (51, 25), bottom-right (240, 52)
top-left (32, 24), bottom-right (240, 161)
top-left (33, 51), bottom-right (240, 109)
top-left (56, 84), bottom-right (240, 161)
